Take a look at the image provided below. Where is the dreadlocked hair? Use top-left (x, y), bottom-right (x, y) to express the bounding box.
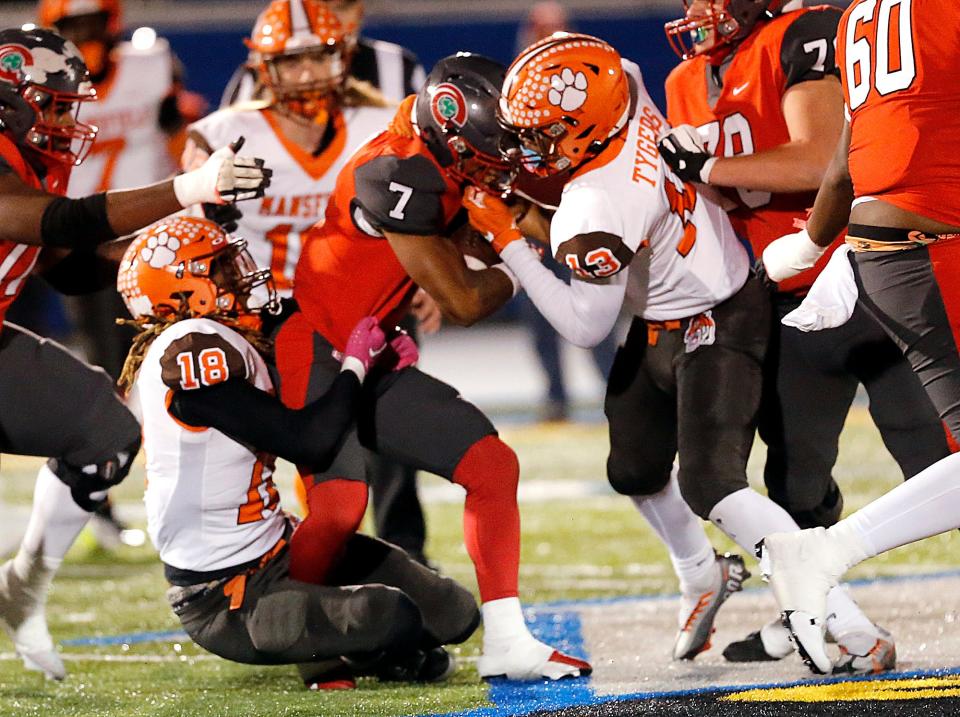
top-left (116, 303), bottom-right (273, 394)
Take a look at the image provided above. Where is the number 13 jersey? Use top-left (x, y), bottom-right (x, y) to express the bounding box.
top-left (131, 318), bottom-right (284, 574)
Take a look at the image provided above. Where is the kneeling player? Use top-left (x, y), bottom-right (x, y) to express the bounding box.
top-left (117, 217), bottom-right (479, 688)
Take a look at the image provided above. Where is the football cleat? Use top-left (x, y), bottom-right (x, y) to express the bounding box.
top-left (303, 660), bottom-right (356, 691)
top-left (673, 553), bottom-right (749, 660)
top-left (0, 554), bottom-right (65, 680)
top-left (722, 618), bottom-right (794, 662)
top-left (833, 626), bottom-right (896, 675)
top-left (478, 637), bottom-right (592, 681)
top-left (758, 529), bottom-right (849, 675)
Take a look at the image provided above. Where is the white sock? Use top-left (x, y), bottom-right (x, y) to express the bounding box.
top-left (708, 487), bottom-right (800, 554)
top-left (837, 451), bottom-right (960, 558)
top-left (481, 597), bottom-right (533, 651)
top-left (631, 465), bottom-right (716, 593)
top-left (825, 584), bottom-right (876, 638)
top-left (19, 464), bottom-right (93, 567)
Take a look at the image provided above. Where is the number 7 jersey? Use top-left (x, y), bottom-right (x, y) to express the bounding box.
top-left (838, 0), bottom-right (960, 227)
top-left (130, 318), bottom-right (285, 574)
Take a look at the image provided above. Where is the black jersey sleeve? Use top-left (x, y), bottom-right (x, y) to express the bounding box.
top-left (169, 371), bottom-right (360, 472)
top-left (352, 154), bottom-right (449, 236)
top-left (780, 7), bottom-right (842, 89)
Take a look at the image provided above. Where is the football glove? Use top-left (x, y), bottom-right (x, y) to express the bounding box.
top-left (762, 228), bottom-right (827, 283)
top-left (658, 125), bottom-right (717, 184)
top-left (341, 316), bottom-right (386, 382)
top-left (387, 331), bottom-right (419, 371)
top-left (202, 202), bottom-right (243, 234)
top-left (462, 186), bottom-right (524, 253)
top-left (174, 136), bottom-right (273, 207)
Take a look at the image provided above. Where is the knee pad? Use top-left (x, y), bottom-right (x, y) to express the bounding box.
top-left (787, 481), bottom-right (845, 529)
top-left (248, 589), bottom-right (309, 654)
top-left (350, 585), bottom-right (422, 653)
top-left (607, 455), bottom-right (672, 497)
top-left (677, 466), bottom-right (748, 520)
top-left (452, 436), bottom-right (519, 498)
top-left (49, 437), bottom-right (141, 512)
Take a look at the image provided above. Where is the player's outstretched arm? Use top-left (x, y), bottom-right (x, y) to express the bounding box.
top-left (0, 138), bottom-right (270, 247)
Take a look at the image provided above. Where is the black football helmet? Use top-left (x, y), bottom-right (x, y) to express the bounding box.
top-left (415, 52), bottom-right (518, 196)
top-left (0, 26), bottom-right (97, 170)
top-left (665, 0), bottom-right (792, 61)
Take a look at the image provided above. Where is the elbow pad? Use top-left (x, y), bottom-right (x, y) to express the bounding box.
top-left (41, 193), bottom-right (117, 249)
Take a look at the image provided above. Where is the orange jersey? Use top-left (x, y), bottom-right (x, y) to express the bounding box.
top-left (294, 99), bottom-right (462, 351)
top-left (665, 6), bottom-right (842, 294)
top-left (0, 134), bottom-right (63, 326)
top-left (837, 0), bottom-right (960, 226)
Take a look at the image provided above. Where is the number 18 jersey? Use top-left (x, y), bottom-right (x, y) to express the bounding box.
top-left (132, 318), bottom-right (284, 574)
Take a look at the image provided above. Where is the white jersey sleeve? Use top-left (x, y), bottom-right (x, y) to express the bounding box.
top-left (136, 318), bottom-right (285, 574)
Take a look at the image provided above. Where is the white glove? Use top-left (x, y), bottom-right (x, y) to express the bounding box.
top-left (762, 228), bottom-right (827, 283)
top-left (657, 124), bottom-right (717, 184)
top-left (173, 136), bottom-right (272, 207)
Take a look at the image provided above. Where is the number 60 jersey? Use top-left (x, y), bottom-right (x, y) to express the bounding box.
top-left (129, 318), bottom-right (284, 575)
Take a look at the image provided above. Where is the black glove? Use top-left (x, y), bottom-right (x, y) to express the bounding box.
top-left (657, 124), bottom-right (716, 183)
top-left (203, 202), bottom-right (243, 233)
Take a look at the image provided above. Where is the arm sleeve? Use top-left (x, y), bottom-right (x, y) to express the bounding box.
top-left (352, 154), bottom-right (449, 236)
top-left (168, 372), bottom-right (361, 472)
top-left (499, 239), bottom-right (626, 348)
top-left (780, 8), bottom-right (842, 89)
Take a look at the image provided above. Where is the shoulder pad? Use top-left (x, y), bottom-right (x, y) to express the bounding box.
top-left (160, 330), bottom-right (248, 391)
top-left (781, 8), bottom-right (842, 89)
top-left (555, 231), bottom-right (633, 283)
top-left (353, 153), bottom-right (449, 236)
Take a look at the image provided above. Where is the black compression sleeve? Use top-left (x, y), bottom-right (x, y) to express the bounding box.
top-left (168, 371), bottom-right (361, 472)
top-left (40, 193), bottom-right (117, 249)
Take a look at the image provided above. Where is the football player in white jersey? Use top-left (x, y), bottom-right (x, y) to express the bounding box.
top-left (116, 216), bottom-right (478, 689)
top-left (182, 0), bottom-right (395, 297)
top-left (464, 33), bottom-right (886, 670)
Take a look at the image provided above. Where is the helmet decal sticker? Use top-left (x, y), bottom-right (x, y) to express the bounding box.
top-left (548, 68), bottom-right (588, 112)
top-left (0, 45), bottom-right (30, 83)
top-left (430, 82), bottom-right (468, 128)
top-left (140, 230), bottom-right (181, 269)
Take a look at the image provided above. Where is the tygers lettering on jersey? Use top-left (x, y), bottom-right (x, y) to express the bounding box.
top-left (665, 6), bottom-right (843, 295)
top-left (135, 318), bottom-right (285, 574)
top-left (838, 0), bottom-right (960, 227)
top-left (551, 61), bottom-right (748, 322)
top-left (0, 134), bottom-right (54, 328)
top-left (67, 40), bottom-right (175, 196)
top-left (294, 98), bottom-right (463, 351)
top-left (189, 104), bottom-right (396, 295)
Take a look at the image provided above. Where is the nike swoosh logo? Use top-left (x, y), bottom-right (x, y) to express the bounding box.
top-left (732, 82), bottom-right (750, 96)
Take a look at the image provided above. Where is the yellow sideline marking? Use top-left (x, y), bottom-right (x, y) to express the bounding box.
top-left (723, 676), bottom-right (960, 702)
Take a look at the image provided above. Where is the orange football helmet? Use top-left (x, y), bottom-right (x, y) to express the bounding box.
top-left (246, 0), bottom-right (347, 120)
top-left (38, 0), bottom-right (122, 35)
top-left (665, 0), bottom-right (790, 61)
top-left (38, 0), bottom-right (122, 77)
top-left (118, 217), bottom-right (278, 320)
top-left (499, 33), bottom-right (630, 176)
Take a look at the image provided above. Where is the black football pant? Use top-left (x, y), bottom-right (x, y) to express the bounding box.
top-left (759, 293), bottom-right (950, 528)
top-left (852, 233), bottom-right (960, 442)
top-left (171, 533), bottom-right (479, 668)
top-left (605, 275), bottom-right (769, 519)
top-left (0, 322), bottom-right (141, 504)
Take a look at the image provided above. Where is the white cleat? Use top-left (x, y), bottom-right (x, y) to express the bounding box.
top-left (673, 553), bottom-right (749, 660)
top-left (833, 626), bottom-right (896, 675)
top-left (759, 528), bottom-right (849, 675)
top-left (478, 637), bottom-right (592, 681)
top-left (0, 555), bottom-right (66, 681)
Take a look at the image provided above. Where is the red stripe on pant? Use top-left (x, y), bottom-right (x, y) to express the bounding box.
top-left (453, 435), bottom-right (521, 603)
top-left (276, 312), bottom-right (368, 584)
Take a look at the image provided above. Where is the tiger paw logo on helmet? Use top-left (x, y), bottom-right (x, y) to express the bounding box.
top-left (548, 68), bottom-right (588, 112)
top-left (140, 230), bottom-right (181, 269)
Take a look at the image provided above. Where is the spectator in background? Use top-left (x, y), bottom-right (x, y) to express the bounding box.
top-left (36, 0), bottom-right (207, 546)
top-left (219, 0), bottom-right (434, 567)
top-left (514, 1), bottom-right (619, 422)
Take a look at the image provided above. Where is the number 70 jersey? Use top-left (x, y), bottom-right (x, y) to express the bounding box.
top-left (838, 0), bottom-right (960, 227)
top-left (130, 318), bottom-right (285, 574)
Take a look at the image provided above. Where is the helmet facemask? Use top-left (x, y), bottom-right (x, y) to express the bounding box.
top-left (204, 238), bottom-right (280, 317)
top-left (259, 42), bottom-right (347, 122)
top-left (500, 119), bottom-right (573, 178)
top-left (21, 83), bottom-right (97, 167)
top-left (665, 0), bottom-right (784, 61)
